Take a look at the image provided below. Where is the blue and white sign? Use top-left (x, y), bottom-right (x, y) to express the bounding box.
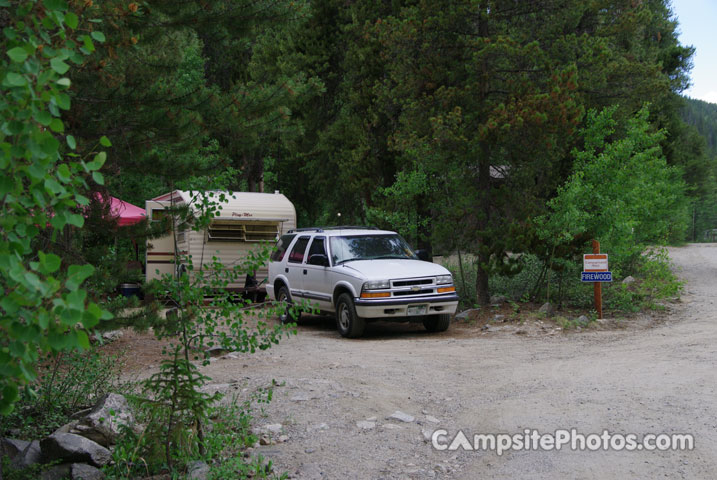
top-left (581, 271), bottom-right (612, 282)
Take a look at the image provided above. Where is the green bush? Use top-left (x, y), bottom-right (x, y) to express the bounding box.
top-left (0, 349), bottom-right (124, 439)
top-left (444, 248), bottom-right (682, 314)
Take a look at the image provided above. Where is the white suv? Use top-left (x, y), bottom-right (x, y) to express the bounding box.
top-left (266, 227), bottom-right (459, 337)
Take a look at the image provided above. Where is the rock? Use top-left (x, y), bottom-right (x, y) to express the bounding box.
top-left (290, 393), bottom-right (310, 402)
top-left (425, 415), bottom-right (440, 424)
top-left (490, 295), bottom-right (507, 305)
top-left (259, 435), bottom-right (272, 446)
top-left (384, 424), bottom-right (402, 430)
top-left (205, 345), bottom-right (228, 357)
top-left (16, 440), bottom-right (42, 467)
top-left (278, 435), bottom-right (290, 443)
top-left (421, 429), bottom-right (433, 442)
top-left (187, 460), bottom-right (210, 480)
top-left (1, 437), bottom-right (30, 460)
top-left (387, 411), bottom-right (414, 423)
top-left (622, 276), bottom-right (636, 285)
top-left (40, 433), bottom-right (112, 467)
top-left (76, 393), bottom-right (135, 447)
top-left (481, 325), bottom-right (490, 331)
top-left (304, 447), bottom-right (316, 454)
top-left (41, 463), bottom-right (72, 480)
top-left (356, 421), bottom-right (376, 431)
top-left (454, 308), bottom-right (479, 321)
top-left (101, 330), bottom-right (123, 342)
top-left (576, 315), bottom-right (590, 327)
top-left (263, 423), bottom-right (283, 434)
top-left (538, 302), bottom-right (555, 316)
top-left (366, 416), bottom-right (377, 421)
top-left (493, 314), bottom-right (505, 322)
top-left (71, 463), bottom-right (105, 480)
top-left (308, 423), bottom-right (328, 431)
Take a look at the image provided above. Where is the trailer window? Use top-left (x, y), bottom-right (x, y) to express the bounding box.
top-left (207, 220), bottom-right (280, 242)
top-left (271, 234), bottom-right (296, 262)
top-left (207, 221), bottom-right (245, 241)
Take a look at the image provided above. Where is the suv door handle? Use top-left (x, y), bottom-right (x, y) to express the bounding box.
top-left (285, 268), bottom-right (289, 273)
top-left (303, 269), bottom-right (307, 275)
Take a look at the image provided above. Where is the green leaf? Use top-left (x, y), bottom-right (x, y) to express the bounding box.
top-left (4, 72), bottom-right (27, 87)
top-left (66, 135), bottom-right (76, 150)
top-left (0, 176), bottom-right (13, 197)
top-left (49, 118), bottom-right (64, 133)
top-left (66, 213), bottom-right (84, 228)
top-left (34, 110), bottom-right (52, 126)
top-left (43, 0), bottom-right (68, 10)
top-left (56, 77), bottom-right (71, 87)
top-left (66, 264), bottom-right (94, 291)
top-left (6, 47), bottom-right (28, 63)
top-left (91, 31), bottom-right (106, 43)
top-left (40, 252), bottom-right (61, 273)
top-left (57, 164), bottom-right (71, 182)
top-left (76, 330), bottom-right (90, 349)
top-left (64, 11), bottom-right (79, 29)
top-left (99, 136), bottom-right (112, 147)
top-left (50, 57), bottom-right (70, 75)
top-left (92, 171), bottom-right (104, 185)
top-left (56, 93), bottom-right (70, 110)
top-left (66, 289), bottom-right (87, 310)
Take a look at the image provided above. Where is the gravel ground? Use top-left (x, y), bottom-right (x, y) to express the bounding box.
top-left (114, 243), bottom-right (717, 479)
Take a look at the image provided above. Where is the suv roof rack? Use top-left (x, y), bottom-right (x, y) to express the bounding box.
top-left (288, 225), bottom-right (380, 234)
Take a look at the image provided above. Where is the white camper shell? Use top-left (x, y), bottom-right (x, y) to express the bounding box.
top-left (145, 190), bottom-right (296, 295)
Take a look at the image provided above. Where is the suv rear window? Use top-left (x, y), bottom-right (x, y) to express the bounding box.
top-left (288, 236), bottom-right (311, 263)
top-left (270, 234), bottom-right (296, 262)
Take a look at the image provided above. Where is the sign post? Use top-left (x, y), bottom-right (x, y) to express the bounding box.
top-left (580, 240), bottom-right (611, 319)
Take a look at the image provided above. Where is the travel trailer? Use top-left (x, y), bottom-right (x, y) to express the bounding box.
top-left (145, 190), bottom-right (296, 297)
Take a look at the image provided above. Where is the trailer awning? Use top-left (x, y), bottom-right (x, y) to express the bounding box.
top-left (105, 196), bottom-right (146, 226)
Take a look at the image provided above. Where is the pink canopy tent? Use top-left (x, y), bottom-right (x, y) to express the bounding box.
top-left (108, 196), bottom-right (146, 226)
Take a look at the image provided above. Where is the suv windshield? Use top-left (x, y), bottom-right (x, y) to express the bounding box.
top-left (330, 234), bottom-right (417, 265)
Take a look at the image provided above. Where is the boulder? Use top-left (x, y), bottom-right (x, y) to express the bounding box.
top-left (41, 463), bottom-right (72, 480)
top-left (538, 302), bottom-right (555, 316)
top-left (454, 309), bottom-right (480, 321)
top-left (1, 437), bottom-right (29, 460)
top-left (77, 393), bottom-right (135, 447)
top-left (490, 295), bottom-right (507, 306)
top-left (71, 463), bottom-right (105, 480)
top-left (576, 315), bottom-right (591, 327)
top-left (40, 433), bottom-right (111, 467)
top-left (187, 460), bottom-right (210, 480)
top-left (622, 276), bottom-right (636, 285)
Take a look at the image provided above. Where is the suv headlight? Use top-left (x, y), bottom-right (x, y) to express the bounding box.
top-left (435, 275), bottom-right (453, 285)
top-left (363, 280), bottom-right (390, 290)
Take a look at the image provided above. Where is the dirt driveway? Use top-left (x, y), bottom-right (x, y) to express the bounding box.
top-left (122, 244), bottom-right (717, 479)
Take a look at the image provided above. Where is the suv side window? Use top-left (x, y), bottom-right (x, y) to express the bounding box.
top-left (288, 236), bottom-right (311, 264)
top-left (307, 236), bottom-right (326, 260)
top-left (271, 234), bottom-right (296, 262)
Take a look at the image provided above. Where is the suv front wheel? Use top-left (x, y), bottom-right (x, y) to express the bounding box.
top-left (335, 293), bottom-right (366, 338)
top-left (423, 313), bottom-right (451, 332)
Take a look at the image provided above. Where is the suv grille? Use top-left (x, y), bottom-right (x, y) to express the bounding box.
top-left (392, 278), bottom-right (433, 287)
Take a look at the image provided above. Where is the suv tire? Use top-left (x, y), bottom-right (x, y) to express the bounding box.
top-left (336, 293), bottom-right (366, 338)
top-left (423, 313), bottom-right (450, 332)
top-left (277, 285), bottom-right (299, 324)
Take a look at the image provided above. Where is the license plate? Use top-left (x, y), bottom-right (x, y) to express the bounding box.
top-left (407, 305), bottom-right (427, 316)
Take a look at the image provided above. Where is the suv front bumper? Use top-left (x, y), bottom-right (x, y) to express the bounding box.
top-left (354, 293), bottom-right (459, 319)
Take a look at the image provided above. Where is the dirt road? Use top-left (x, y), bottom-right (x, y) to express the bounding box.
top-left (188, 244), bottom-right (717, 478)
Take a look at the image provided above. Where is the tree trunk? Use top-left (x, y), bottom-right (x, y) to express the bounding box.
top-left (475, 254), bottom-right (490, 305)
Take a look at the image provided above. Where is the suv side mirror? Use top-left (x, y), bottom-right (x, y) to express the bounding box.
top-left (308, 254), bottom-right (330, 267)
top-left (416, 249), bottom-right (430, 262)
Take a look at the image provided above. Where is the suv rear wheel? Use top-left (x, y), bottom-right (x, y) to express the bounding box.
top-left (423, 313), bottom-right (450, 332)
top-left (336, 293), bottom-right (366, 338)
top-left (277, 285), bottom-right (299, 324)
